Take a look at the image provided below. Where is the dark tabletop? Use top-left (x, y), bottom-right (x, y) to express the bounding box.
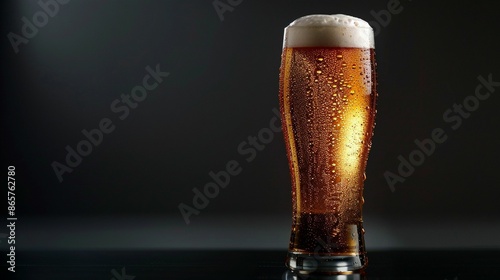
top-left (3, 250), bottom-right (499, 279)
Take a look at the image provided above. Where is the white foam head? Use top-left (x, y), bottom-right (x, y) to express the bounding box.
top-left (283, 14), bottom-right (374, 49)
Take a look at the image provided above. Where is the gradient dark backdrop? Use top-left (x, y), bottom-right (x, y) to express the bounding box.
top-left (2, 0), bottom-right (499, 250)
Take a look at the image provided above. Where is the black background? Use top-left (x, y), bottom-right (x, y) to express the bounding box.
top-left (1, 0), bottom-right (499, 250)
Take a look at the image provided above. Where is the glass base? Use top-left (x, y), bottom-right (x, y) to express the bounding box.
top-left (283, 269), bottom-right (366, 280)
top-left (286, 251), bottom-right (367, 274)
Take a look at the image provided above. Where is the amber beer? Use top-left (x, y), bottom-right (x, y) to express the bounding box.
top-left (279, 15), bottom-right (377, 273)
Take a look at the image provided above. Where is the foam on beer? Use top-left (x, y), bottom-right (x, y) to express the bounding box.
top-left (284, 14), bottom-right (374, 49)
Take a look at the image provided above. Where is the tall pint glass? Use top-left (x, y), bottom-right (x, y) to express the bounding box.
top-left (279, 14), bottom-right (377, 273)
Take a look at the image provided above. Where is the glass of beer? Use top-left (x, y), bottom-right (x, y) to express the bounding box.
top-left (279, 14), bottom-right (377, 274)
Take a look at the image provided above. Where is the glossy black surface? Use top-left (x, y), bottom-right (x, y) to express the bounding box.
top-left (4, 250), bottom-right (499, 279)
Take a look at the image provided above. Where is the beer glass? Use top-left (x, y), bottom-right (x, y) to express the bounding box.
top-left (279, 14), bottom-right (377, 273)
